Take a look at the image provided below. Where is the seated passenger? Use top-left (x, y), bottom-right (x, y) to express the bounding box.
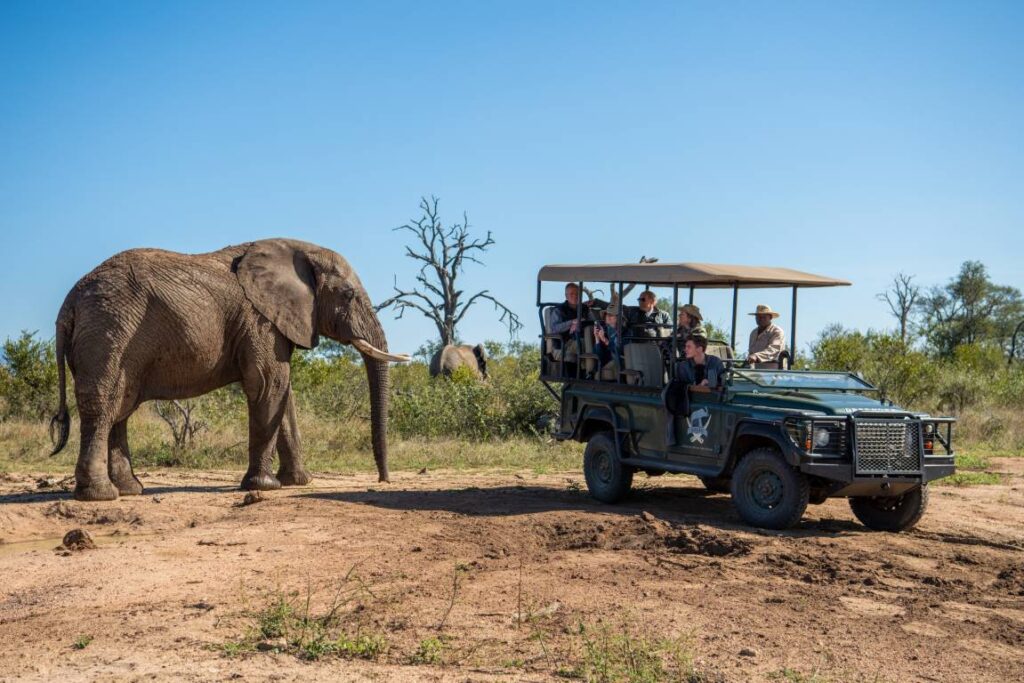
top-left (746, 304), bottom-right (786, 369)
top-left (677, 334), bottom-right (725, 389)
top-left (675, 304), bottom-right (703, 340)
top-left (623, 290), bottom-right (672, 341)
top-left (548, 283), bottom-right (603, 375)
top-left (592, 304), bottom-right (622, 371)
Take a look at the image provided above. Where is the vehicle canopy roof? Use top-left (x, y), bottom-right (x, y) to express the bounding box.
top-left (537, 262), bottom-right (850, 289)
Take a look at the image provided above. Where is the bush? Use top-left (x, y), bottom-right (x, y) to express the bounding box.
top-left (806, 326), bottom-right (935, 407)
top-left (0, 331), bottom-right (60, 420)
top-left (390, 350), bottom-right (555, 440)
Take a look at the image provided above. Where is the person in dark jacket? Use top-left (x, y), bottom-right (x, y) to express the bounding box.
top-left (677, 334), bottom-right (726, 388)
top-left (622, 290), bottom-right (672, 340)
top-left (664, 334), bottom-right (726, 446)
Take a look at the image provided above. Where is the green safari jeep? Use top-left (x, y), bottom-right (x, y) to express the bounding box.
top-left (536, 262), bottom-right (956, 531)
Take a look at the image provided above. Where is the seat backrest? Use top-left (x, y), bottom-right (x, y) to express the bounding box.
top-left (624, 343), bottom-right (665, 388)
top-left (542, 307), bottom-right (560, 357)
top-left (600, 361), bottom-right (618, 381)
top-left (581, 330), bottom-right (597, 374)
top-left (706, 339), bottom-right (734, 361)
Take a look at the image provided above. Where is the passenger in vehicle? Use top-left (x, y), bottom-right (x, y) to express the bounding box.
top-left (592, 303), bottom-right (622, 371)
top-left (663, 333), bottom-right (726, 446)
top-left (675, 304), bottom-right (703, 340)
top-left (548, 283), bottom-right (603, 375)
top-left (678, 334), bottom-right (726, 389)
top-left (550, 283), bottom-right (605, 335)
top-left (746, 304), bottom-right (786, 368)
top-left (623, 290), bottom-right (672, 341)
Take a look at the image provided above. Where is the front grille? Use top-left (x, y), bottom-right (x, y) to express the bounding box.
top-left (854, 419), bottom-right (922, 475)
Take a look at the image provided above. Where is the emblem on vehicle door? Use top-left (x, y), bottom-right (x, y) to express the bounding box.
top-left (686, 408), bottom-right (711, 444)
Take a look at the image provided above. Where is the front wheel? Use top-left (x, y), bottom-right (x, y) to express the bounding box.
top-left (583, 432), bottom-right (633, 503)
top-left (849, 485), bottom-right (929, 532)
top-left (730, 448), bottom-right (809, 530)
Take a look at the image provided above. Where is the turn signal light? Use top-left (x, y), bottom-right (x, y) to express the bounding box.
top-left (805, 438), bottom-right (812, 450)
top-left (924, 440), bottom-right (934, 453)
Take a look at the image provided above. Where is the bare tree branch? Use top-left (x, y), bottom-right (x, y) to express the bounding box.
top-left (876, 272), bottom-right (920, 345)
top-left (376, 197), bottom-right (523, 346)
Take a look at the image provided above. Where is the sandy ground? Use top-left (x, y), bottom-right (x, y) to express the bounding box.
top-left (1, 460), bottom-right (1022, 683)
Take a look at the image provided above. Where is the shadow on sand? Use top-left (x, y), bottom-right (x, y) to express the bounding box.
top-left (299, 483), bottom-right (866, 537)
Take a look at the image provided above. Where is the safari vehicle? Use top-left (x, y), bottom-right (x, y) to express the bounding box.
top-left (536, 263), bottom-right (956, 531)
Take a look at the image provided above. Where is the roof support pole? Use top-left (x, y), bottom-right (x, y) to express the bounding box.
top-left (576, 280), bottom-right (583, 380)
top-left (730, 284), bottom-right (738, 351)
top-left (688, 286), bottom-right (694, 305)
top-left (616, 281), bottom-right (624, 382)
top-left (671, 285), bottom-right (679, 380)
top-left (791, 286), bottom-right (798, 364)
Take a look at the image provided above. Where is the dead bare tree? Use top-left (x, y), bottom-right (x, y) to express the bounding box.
top-left (877, 272), bottom-right (920, 345)
top-left (376, 196), bottom-right (523, 345)
top-left (154, 400), bottom-right (206, 449)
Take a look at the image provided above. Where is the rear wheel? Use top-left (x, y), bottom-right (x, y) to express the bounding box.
top-left (730, 448), bottom-right (809, 530)
top-left (583, 432), bottom-right (633, 503)
top-left (849, 485), bottom-right (929, 532)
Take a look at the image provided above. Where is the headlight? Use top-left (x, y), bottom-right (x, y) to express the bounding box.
top-left (813, 427), bottom-right (830, 448)
top-left (923, 422), bottom-right (935, 435)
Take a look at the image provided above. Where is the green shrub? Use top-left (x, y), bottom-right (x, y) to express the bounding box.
top-left (0, 331), bottom-right (60, 420)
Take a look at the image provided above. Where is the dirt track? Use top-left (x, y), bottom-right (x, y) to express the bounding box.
top-left (1, 461), bottom-right (1022, 682)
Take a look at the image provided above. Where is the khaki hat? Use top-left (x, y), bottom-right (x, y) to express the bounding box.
top-left (679, 304), bottom-right (703, 321)
top-left (748, 304), bottom-right (781, 318)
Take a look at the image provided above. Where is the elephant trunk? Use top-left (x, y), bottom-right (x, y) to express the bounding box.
top-left (364, 356), bottom-right (390, 482)
top-left (358, 321), bottom-right (393, 483)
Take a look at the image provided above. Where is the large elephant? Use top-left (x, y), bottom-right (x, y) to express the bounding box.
top-left (429, 344), bottom-right (488, 379)
top-left (49, 239), bottom-right (410, 502)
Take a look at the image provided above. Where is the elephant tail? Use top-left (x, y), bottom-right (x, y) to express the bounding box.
top-left (49, 299), bottom-right (73, 455)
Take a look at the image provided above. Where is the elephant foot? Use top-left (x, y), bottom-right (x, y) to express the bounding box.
top-left (113, 476), bottom-right (144, 496)
top-left (241, 472), bottom-right (282, 491)
top-left (277, 469), bottom-right (312, 487)
top-left (74, 480), bottom-right (120, 502)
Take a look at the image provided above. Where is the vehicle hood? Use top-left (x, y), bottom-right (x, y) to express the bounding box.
top-left (727, 390), bottom-right (898, 415)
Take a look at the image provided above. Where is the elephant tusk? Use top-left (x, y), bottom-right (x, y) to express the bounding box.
top-left (350, 338), bottom-right (412, 363)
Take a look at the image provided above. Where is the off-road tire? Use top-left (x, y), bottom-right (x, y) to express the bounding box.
top-left (849, 485), bottom-right (929, 532)
top-left (730, 447), bottom-right (809, 530)
top-left (583, 432), bottom-right (633, 504)
top-left (699, 476), bottom-right (731, 494)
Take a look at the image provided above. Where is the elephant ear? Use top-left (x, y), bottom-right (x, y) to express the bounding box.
top-left (473, 344), bottom-right (486, 360)
top-left (235, 240), bottom-right (319, 349)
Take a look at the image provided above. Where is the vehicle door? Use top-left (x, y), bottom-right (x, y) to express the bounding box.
top-left (668, 388), bottom-right (728, 467)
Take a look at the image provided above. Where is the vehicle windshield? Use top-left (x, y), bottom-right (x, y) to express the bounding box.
top-left (730, 369), bottom-right (876, 391)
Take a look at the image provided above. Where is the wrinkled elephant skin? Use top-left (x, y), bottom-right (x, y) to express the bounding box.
top-left (429, 344), bottom-right (488, 380)
top-left (50, 239), bottom-right (408, 501)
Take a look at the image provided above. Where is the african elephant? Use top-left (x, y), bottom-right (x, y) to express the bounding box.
top-left (49, 239), bottom-right (410, 502)
top-left (429, 344), bottom-right (488, 379)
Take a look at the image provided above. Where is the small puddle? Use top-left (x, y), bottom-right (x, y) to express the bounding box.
top-left (0, 533), bottom-right (152, 559)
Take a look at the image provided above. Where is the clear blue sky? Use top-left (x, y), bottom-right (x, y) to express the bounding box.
top-left (2, 1), bottom-right (1022, 356)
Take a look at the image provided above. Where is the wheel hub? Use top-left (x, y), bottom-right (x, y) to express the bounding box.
top-left (750, 470), bottom-right (784, 509)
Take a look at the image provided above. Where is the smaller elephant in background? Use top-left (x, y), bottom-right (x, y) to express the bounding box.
top-left (430, 344), bottom-right (488, 379)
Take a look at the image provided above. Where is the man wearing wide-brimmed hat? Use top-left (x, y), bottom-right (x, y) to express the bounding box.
top-left (746, 304), bottom-right (786, 369)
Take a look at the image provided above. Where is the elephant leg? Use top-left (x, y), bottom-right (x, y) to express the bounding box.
top-left (276, 388), bottom-right (311, 486)
top-left (75, 416), bottom-right (118, 501)
top-left (240, 376), bottom-right (288, 492)
top-left (108, 418), bottom-right (144, 496)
